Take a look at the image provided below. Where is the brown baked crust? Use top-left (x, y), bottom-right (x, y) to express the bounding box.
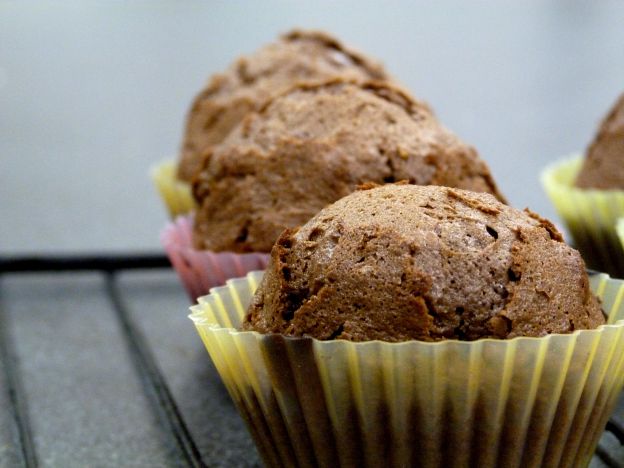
top-left (177, 29), bottom-right (389, 181)
top-left (192, 80), bottom-right (505, 252)
top-left (242, 184), bottom-right (604, 342)
top-left (576, 93), bottom-right (624, 189)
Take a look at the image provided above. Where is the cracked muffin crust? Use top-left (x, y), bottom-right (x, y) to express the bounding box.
top-left (576, 92), bottom-right (624, 190)
top-left (178, 29), bottom-right (389, 181)
top-left (242, 184), bottom-right (603, 342)
top-left (192, 80), bottom-right (504, 253)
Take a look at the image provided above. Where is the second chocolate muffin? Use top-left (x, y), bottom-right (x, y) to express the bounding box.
top-left (575, 92), bottom-right (624, 189)
top-left (243, 184), bottom-right (603, 342)
top-left (193, 80), bottom-right (505, 253)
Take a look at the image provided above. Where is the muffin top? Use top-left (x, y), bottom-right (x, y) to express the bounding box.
top-left (178, 30), bottom-right (389, 181)
top-left (576, 93), bottom-right (624, 189)
top-left (192, 80), bottom-right (505, 253)
top-left (242, 184), bottom-right (604, 342)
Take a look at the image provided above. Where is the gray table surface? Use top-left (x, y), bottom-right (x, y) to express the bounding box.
top-left (1, 1), bottom-right (624, 467)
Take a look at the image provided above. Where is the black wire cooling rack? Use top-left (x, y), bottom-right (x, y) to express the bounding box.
top-left (0, 253), bottom-right (622, 467)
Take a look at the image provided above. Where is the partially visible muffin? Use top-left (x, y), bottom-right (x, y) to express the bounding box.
top-left (575, 93), bottom-right (624, 189)
top-left (178, 30), bottom-right (390, 181)
top-left (192, 80), bottom-right (505, 253)
top-left (243, 184), bottom-right (603, 342)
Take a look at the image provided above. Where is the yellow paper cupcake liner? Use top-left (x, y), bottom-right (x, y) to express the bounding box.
top-left (541, 155), bottom-right (624, 277)
top-left (190, 271), bottom-right (624, 468)
top-left (618, 218), bottom-right (624, 252)
top-left (150, 159), bottom-right (197, 218)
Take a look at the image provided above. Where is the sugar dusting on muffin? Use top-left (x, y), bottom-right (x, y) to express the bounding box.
top-left (178, 30), bottom-right (390, 181)
top-left (242, 184), bottom-right (603, 342)
top-left (192, 80), bottom-right (504, 253)
top-left (576, 92), bottom-right (624, 189)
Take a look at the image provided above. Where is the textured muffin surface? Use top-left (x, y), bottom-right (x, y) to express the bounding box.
top-left (576, 93), bottom-right (624, 189)
top-left (178, 30), bottom-right (388, 181)
top-left (192, 80), bottom-right (504, 253)
top-left (242, 184), bottom-right (604, 342)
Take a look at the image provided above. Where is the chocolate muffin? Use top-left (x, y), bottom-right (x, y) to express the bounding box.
top-left (576, 92), bottom-right (624, 189)
top-left (192, 80), bottom-right (505, 253)
top-left (243, 184), bottom-right (604, 342)
top-left (178, 30), bottom-right (389, 181)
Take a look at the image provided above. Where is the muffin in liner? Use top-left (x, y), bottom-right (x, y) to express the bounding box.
top-left (190, 270), bottom-right (624, 468)
top-left (541, 155), bottom-right (624, 277)
top-left (150, 159), bottom-right (197, 218)
top-left (161, 215), bottom-right (269, 301)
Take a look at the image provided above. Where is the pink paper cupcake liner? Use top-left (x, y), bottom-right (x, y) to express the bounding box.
top-left (161, 215), bottom-right (270, 301)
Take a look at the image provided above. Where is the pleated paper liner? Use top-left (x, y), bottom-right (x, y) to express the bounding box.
top-left (150, 159), bottom-right (197, 218)
top-left (190, 271), bottom-right (624, 468)
top-left (541, 155), bottom-right (624, 277)
top-left (161, 215), bottom-right (270, 302)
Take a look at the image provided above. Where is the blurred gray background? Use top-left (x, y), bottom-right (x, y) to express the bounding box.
top-left (1, 0), bottom-right (623, 254)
